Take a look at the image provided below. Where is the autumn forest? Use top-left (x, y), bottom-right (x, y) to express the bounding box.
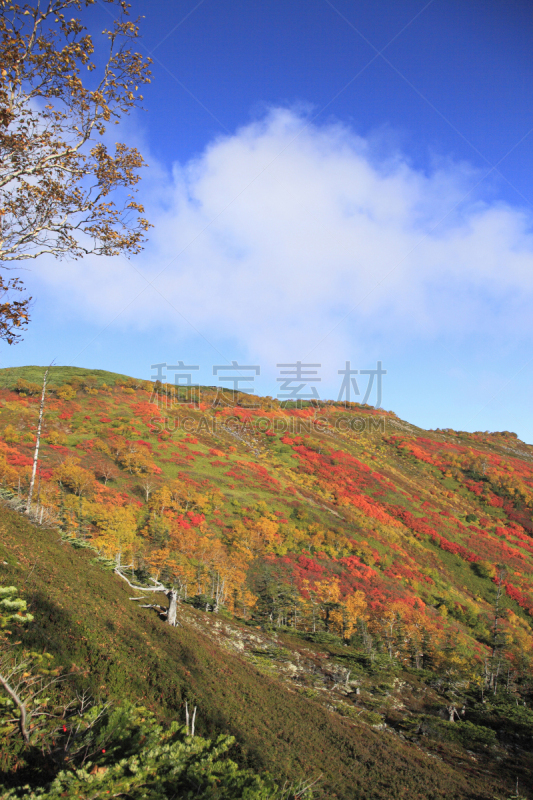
top-left (0, 365), bottom-right (533, 799)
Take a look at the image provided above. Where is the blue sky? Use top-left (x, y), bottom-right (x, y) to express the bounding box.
top-left (3, 0), bottom-right (533, 440)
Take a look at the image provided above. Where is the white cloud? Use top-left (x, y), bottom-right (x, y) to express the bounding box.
top-left (30, 107), bottom-right (533, 369)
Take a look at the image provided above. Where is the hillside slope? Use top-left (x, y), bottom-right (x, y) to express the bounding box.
top-left (0, 506), bottom-right (517, 800)
top-left (1, 365), bottom-right (533, 798)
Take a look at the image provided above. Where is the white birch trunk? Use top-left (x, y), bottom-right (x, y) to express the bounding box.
top-left (26, 368), bottom-right (49, 514)
top-left (167, 589), bottom-right (178, 627)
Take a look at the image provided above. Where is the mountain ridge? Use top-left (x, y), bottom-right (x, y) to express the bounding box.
top-left (1, 364), bottom-right (533, 798)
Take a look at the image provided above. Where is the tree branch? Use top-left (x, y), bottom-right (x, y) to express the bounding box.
top-left (0, 670), bottom-right (29, 743)
top-left (114, 568), bottom-right (168, 595)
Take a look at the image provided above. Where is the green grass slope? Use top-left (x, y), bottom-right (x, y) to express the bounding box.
top-left (0, 506), bottom-right (507, 800)
top-left (0, 365), bottom-right (138, 389)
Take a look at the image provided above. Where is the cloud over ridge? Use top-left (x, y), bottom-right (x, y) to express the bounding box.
top-left (35, 108), bottom-right (533, 366)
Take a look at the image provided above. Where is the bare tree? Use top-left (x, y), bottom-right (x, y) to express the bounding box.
top-left (94, 459), bottom-right (118, 486)
top-left (184, 700), bottom-right (197, 736)
top-left (114, 568), bottom-right (179, 627)
top-left (138, 474), bottom-right (158, 502)
top-left (26, 366), bottom-right (49, 513)
top-left (0, 0), bottom-right (152, 339)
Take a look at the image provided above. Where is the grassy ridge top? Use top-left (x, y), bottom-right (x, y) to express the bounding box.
top-left (0, 365), bottom-right (139, 388)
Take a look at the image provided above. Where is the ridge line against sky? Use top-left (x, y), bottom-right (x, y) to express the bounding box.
top-left (2, 0), bottom-right (533, 441)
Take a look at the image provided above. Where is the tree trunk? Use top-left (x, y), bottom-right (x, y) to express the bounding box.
top-left (26, 368), bottom-right (49, 514)
top-left (167, 589), bottom-right (178, 626)
top-left (447, 704), bottom-right (457, 722)
top-left (115, 569), bottom-right (179, 626)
